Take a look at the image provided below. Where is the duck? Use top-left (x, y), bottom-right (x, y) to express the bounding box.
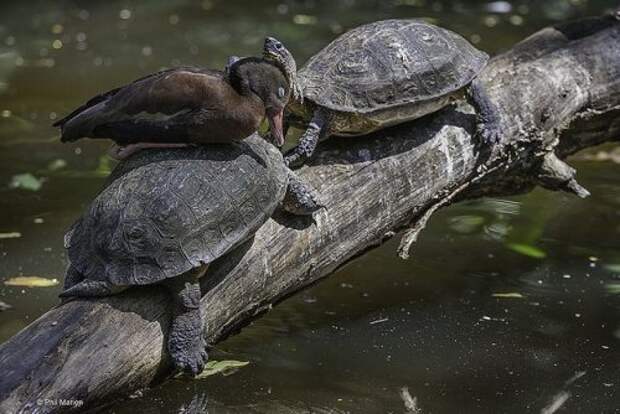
top-left (53, 57), bottom-right (290, 159)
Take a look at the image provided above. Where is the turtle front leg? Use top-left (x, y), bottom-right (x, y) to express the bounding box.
top-left (466, 78), bottom-right (502, 146)
top-left (284, 109), bottom-right (330, 168)
top-left (281, 170), bottom-right (324, 215)
top-left (163, 266), bottom-right (209, 376)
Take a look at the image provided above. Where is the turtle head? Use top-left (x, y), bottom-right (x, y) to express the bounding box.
top-left (229, 57), bottom-right (290, 147)
top-left (263, 37), bottom-right (303, 103)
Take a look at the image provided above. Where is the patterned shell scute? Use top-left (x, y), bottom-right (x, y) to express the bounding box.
top-left (66, 135), bottom-right (288, 286)
top-left (299, 19), bottom-right (489, 113)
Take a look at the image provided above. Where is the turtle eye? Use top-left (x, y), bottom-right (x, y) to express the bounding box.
top-left (277, 87), bottom-right (286, 99)
top-left (275, 42), bottom-right (283, 50)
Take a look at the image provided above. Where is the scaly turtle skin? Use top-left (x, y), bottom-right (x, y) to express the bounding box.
top-left (265, 20), bottom-right (502, 167)
top-left (60, 134), bottom-right (322, 375)
top-left (263, 37), bottom-right (303, 103)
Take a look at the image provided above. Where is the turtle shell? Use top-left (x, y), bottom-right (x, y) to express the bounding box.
top-left (299, 19), bottom-right (488, 113)
top-left (65, 134), bottom-right (288, 286)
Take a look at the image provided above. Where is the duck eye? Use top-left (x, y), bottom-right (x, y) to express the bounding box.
top-left (277, 87), bottom-right (286, 98)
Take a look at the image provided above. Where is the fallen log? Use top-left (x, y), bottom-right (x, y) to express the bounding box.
top-left (1, 10), bottom-right (619, 413)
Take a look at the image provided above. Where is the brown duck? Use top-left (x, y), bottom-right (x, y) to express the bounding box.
top-left (53, 57), bottom-right (290, 158)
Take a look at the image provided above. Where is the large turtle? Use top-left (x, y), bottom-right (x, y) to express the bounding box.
top-left (263, 20), bottom-right (501, 167)
top-left (60, 134), bottom-right (322, 374)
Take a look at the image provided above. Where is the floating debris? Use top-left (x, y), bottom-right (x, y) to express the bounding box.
top-left (293, 14), bottom-right (318, 25)
top-left (492, 292), bottom-right (525, 299)
top-left (449, 215), bottom-right (485, 234)
top-left (51, 24), bottom-right (64, 34)
top-left (605, 283), bottom-right (620, 294)
top-left (574, 146), bottom-right (620, 163)
top-left (565, 371), bottom-right (586, 386)
top-left (47, 158), bottom-right (67, 171)
top-left (400, 387), bottom-right (422, 414)
top-left (191, 360), bottom-right (250, 379)
top-left (0, 300), bottom-right (12, 311)
top-left (506, 243), bottom-right (547, 259)
top-left (481, 315), bottom-right (506, 322)
top-left (119, 9), bottom-right (132, 20)
top-left (9, 173), bottom-right (43, 191)
top-left (510, 15), bottom-right (524, 26)
top-left (4, 276), bottom-right (60, 287)
top-left (370, 317), bottom-right (389, 325)
top-left (0, 232), bottom-right (21, 239)
top-left (485, 1), bottom-right (512, 14)
top-left (541, 391), bottom-right (570, 414)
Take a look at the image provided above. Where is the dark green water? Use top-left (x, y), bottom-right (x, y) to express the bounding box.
top-left (0, 1), bottom-right (619, 413)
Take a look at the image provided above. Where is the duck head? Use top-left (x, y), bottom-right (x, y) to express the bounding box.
top-left (229, 57), bottom-right (290, 147)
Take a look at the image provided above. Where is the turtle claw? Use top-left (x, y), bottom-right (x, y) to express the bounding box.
top-left (479, 124), bottom-right (501, 145)
top-left (172, 336), bottom-right (209, 376)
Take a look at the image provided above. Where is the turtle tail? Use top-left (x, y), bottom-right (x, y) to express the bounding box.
top-left (59, 279), bottom-right (126, 299)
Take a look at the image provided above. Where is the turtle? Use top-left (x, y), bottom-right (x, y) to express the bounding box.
top-left (60, 134), bottom-right (322, 375)
top-left (263, 20), bottom-right (502, 167)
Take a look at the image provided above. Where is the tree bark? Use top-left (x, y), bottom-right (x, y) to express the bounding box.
top-left (1, 12), bottom-right (620, 413)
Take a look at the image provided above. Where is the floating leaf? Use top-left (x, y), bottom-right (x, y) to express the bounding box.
top-left (506, 243), bottom-right (547, 259)
top-left (0, 232), bottom-right (21, 239)
top-left (485, 222), bottom-right (511, 240)
top-left (492, 292), bottom-right (525, 299)
top-left (47, 158), bottom-right (67, 171)
top-left (0, 300), bottom-right (12, 311)
top-left (194, 360), bottom-right (250, 379)
top-left (605, 283), bottom-right (620, 295)
top-left (573, 147), bottom-right (620, 164)
top-left (603, 264), bottom-right (620, 274)
top-left (9, 173), bottom-right (43, 191)
top-left (449, 215), bottom-right (485, 234)
top-left (4, 276), bottom-right (59, 287)
top-left (293, 14), bottom-right (318, 25)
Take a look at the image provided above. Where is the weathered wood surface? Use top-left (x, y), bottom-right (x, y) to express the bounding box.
top-left (1, 12), bottom-right (619, 413)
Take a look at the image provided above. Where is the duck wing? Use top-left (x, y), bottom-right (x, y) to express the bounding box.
top-left (55, 67), bottom-right (227, 144)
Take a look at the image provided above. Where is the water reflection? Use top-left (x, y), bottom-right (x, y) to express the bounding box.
top-left (0, 1), bottom-right (619, 413)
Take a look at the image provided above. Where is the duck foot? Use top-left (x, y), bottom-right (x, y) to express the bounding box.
top-left (108, 143), bottom-right (190, 160)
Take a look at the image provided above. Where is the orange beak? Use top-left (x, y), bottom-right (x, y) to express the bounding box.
top-left (267, 109), bottom-right (285, 147)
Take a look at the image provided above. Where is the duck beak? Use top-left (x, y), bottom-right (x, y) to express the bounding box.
top-left (267, 109), bottom-right (285, 147)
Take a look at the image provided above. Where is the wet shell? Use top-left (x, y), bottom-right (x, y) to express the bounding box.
top-left (299, 19), bottom-right (488, 114)
top-left (65, 135), bottom-right (288, 286)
